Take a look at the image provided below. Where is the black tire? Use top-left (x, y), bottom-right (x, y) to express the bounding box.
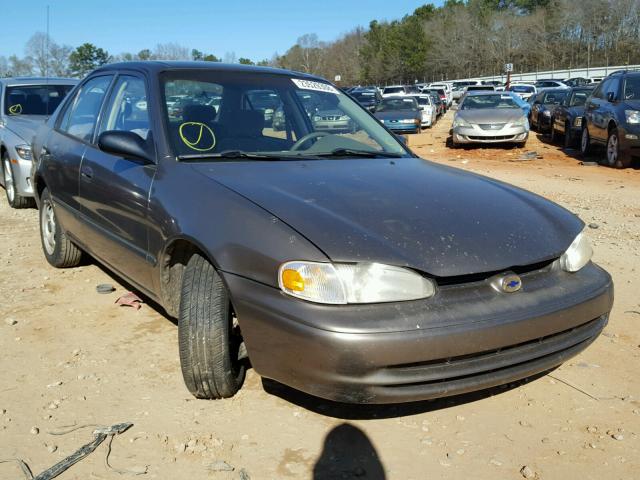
top-left (550, 121), bottom-right (557, 143)
top-left (580, 126), bottom-right (592, 156)
top-left (2, 152), bottom-right (34, 209)
top-left (179, 253), bottom-right (245, 399)
top-left (606, 128), bottom-right (625, 169)
top-left (39, 187), bottom-right (82, 268)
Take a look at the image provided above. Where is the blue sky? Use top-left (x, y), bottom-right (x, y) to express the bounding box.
top-left (3, 1), bottom-right (438, 61)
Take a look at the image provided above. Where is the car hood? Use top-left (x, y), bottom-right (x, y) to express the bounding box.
top-left (456, 108), bottom-right (524, 124)
top-left (374, 110), bottom-right (420, 120)
top-left (191, 158), bottom-right (582, 277)
top-left (5, 115), bottom-right (46, 143)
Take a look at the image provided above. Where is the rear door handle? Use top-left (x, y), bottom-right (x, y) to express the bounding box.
top-left (80, 165), bottom-right (93, 180)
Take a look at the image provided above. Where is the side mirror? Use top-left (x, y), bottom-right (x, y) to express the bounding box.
top-left (98, 130), bottom-right (154, 163)
top-left (606, 91), bottom-right (615, 102)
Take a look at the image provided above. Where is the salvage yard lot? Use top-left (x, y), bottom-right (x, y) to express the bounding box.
top-left (1, 112), bottom-right (639, 480)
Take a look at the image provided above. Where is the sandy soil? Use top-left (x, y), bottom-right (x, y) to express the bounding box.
top-left (1, 112), bottom-right (639, 480)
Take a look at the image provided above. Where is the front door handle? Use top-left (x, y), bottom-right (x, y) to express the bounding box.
top-left (80, 165), bottom-right (93, 180)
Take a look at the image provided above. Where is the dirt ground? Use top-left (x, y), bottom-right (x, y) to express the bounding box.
top-left (1, 111), bottom-right (639, 480)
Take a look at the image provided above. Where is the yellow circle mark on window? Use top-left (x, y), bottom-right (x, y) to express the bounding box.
top-left (8, 104), bottom-right (22, 115)
top-left (179, 122), bottom-right (216, 152)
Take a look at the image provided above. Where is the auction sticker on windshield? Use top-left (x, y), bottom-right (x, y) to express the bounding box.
top-left (292, 79), bottom-right (340, 95)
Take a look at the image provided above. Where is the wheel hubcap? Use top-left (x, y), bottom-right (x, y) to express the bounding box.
top-left (3, 159), bottom-right (14, 202)
top-left (607, 134), bottom-right (618, 165)
top-left (41, 201), bottom-right (56, 255)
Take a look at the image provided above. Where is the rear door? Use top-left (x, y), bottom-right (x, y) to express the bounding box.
top-left (78, 74), bottom-right (156, 290)
top-left (44, 75), bottom-right (114, 235)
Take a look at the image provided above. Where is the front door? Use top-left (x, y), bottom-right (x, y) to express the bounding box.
top-left (79, 74), bottom-right (156, 291)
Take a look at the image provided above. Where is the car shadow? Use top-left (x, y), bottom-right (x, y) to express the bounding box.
top-left (534, 131), bottom-right (606, 165)
top-left (313, 423), bottom-right (386, 480)
top-left (262, 370), bottom-right (551, 420)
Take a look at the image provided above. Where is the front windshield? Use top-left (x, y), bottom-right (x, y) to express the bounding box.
top-left (5, 84), bottom-right (75, 115)
top-left (376, 97), bottom-right (418, 112)
top-left (460, 94), bottom-right (519, 110)
top-left (569, 91), bottom-right (590, 107)
top-left (624, 76), bottom-right (640, 100)
top-left (162, 71), bottom-right (407, 158)
top-left (541, 91), bottom-right (567, 104)
top-left (383, 87), bottom-right (404, 95)
top-left (509, 85), bottom-right (534, 93)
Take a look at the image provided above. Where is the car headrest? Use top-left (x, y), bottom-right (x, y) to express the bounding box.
top-left (183, 104), bottom-right (217, 124)
top-left (227, 110), bottom-right (264, 137)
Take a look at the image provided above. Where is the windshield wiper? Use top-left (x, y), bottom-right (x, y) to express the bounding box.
top-left (177, 150), bottom-right (285, 161)
top-left (315, 148), bottom-right (403, 158)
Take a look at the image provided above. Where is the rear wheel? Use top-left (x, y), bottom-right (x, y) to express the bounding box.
top-left (3, 153), bottom-right (33, 209)
top-left (39, 187), bottom-right (82, 268)
top-left (606, 128), bottom-right (624, 168)
top-left (179, 253), bottom-right (246, 399)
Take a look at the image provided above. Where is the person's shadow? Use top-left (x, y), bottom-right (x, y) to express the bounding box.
top-left (313, 423), bottom-right (385, 479)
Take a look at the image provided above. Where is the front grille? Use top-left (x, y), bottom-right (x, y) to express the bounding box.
top-left (468, 135), bottom-right (516, 141)
top-left (432, 258), bottom-right (555, 286)
top-left (372, 316), bottom-right (605, 388)
top-left (478, 123), bottom-right (506, 130)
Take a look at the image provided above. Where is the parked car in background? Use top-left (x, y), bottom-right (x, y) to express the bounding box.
top-left (429, 93), bottom-right (445, 117)
top-left (451, 91), bottom-right (529, 147)
top-left (581, 70), bottom-right (640, 168)
top-left (564, 77), bottom-right (592, 88)
top-left (428, 83), bottom-right (452, 106)
top-left (482, 80), bottom-right (504, 91)
top-left (530, 89), bottom-right (569, 132)
top-left (506, 84), bottom-right (537, 101)
top-left (465, 85), bottom-right (496, 94)
top-left (508, 92), bottom-right (532, 118)
top-left (350, 89), bottom-right (382, 111)
top-left (452, 81), bottom-right (481, 101)
top-left (409, 94), bottom-right (437, 128)
top-left (426, 89), bottom-right (448, 113)
top-left (535, 79), bottom-right (569, 91)
top-left (373, 96), bottom-right (422, 133)
top-left (0, 77), bottom-right (77, 208)
top-left (31, 61), bottom-right (613, 404)
top-left (550, 86), bottom-right (595, 147)
top-left (382, 85), bottom-right (419, 97)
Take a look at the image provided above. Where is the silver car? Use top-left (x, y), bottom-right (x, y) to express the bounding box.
top-left (0, 77), bottom-right (77, 208)
top-left (451, 91), bottom-right (529, 147)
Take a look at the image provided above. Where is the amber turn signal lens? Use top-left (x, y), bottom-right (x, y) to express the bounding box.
top-left (281, 269), bottom-right (305, 291)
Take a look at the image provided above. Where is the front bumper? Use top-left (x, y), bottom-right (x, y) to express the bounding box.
top-left (382, 121), bottom-right (421, 134)
top-left (226, 262), bottom-right (613, 403)
top-left (7, 149), bottom-right (34, 197)
top-left (453, 124), bottom-right (529, 145)
top-left (313, 120), bottom-right (352, 132)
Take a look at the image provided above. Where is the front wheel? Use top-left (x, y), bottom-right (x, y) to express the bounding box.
top-left (3, 153), bottom-right (33, 209)
top-left (606, 128), bottom-right (624, 168)
top-left (39, 188), bottom-right (83, 268)
top-left (179, 254), bottom-right (246, 399)
top-left (580, 127), bottom-right (592, 156)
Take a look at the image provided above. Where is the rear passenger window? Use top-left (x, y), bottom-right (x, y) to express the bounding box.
top-left (98, 76), bottom-right (150, 140)
top-left (59, 76), bottom-right (113, 142)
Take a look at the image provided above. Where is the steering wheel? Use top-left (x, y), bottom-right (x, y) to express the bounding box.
top-left (291, 131), bottom-right (330, 151)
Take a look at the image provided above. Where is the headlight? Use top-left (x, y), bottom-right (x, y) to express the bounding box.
top-left (339, 115), bottom-right (350, 121)
top-left (574, 117), bottom-right (582, 127)
top-left (313, 115), bottom-right (322, 122)
top-left (560, 230), bottom-right (593, 272)
top-left (453, 117), bottom-right (472, 128)
top-left (543, 110), bottom-right (551, 117)
top-left (278, 261), bottom-right (436, 304)
top-left (15, 144), bottom-right (32, 160)
top-left (625, 110), bottom-right (640, 124)
top-left (398, 119), bottom-right (415, 124)
top-left (511, 116), bottom-right (529, 127)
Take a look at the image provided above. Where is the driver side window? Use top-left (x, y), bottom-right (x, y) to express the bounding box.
top-left (98, 76), bottom-right (150, 140)
top-left (59, 75), bottom-right (113, 142)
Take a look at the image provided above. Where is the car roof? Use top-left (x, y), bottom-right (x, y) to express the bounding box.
top-left (0, 77), bottom-right (78, 86)
top-left (92, 61), bottom-right (322, 81)
top-left (465, 90), bottom-right (511, 96)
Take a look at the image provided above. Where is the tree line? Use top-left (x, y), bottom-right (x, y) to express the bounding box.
top-left (0, 34), bottom-right (267, 78)
top-left (275, 0), bottom-right (640, 85)
top-left (2, 1), bottom-right (639, 82)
